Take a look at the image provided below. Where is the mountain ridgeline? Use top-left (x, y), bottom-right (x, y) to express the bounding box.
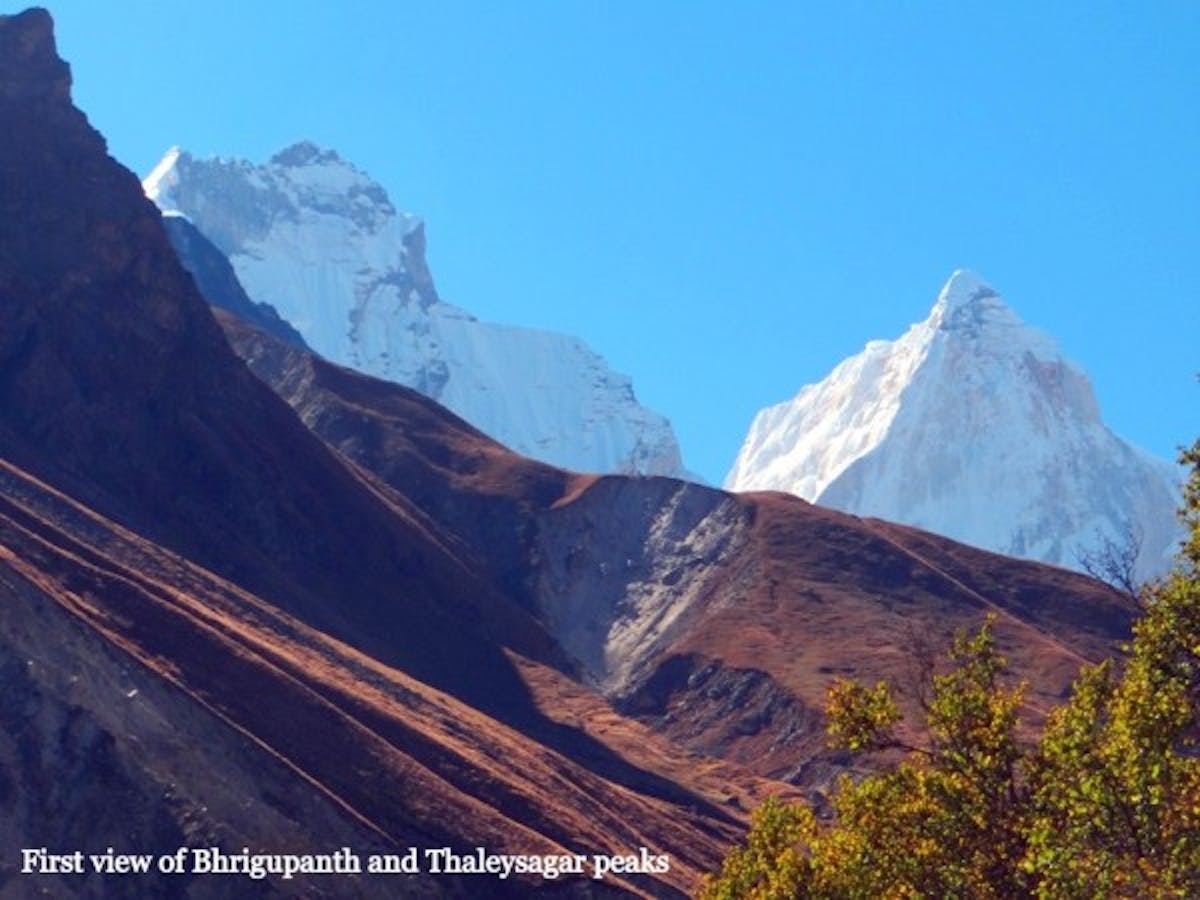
top-left (0, 8), bottom-right (1149, 898)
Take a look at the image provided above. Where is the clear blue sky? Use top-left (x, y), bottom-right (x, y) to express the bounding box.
top-left (17, 1), bottom-right (1199, 482)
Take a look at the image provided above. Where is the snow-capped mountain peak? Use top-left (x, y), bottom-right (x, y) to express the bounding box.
top-left (934, 267), bottom-right (993, 303)
top-left (932, 268), bottom-right (1007, 326)
top-left (927, 269), bottom-right (1059, 358)
top-left (726, 271), bottom-right (1180, 578)
top-left (144, 144), bottom-right (686, 477)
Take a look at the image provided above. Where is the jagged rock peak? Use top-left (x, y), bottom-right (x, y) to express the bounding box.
top-left (144, 143), bottom-right (402, 215)
top-left (142, 144), bottom-right (413, 288)
top-left (0, 8), bottom-right (70, 105)
top-left (269, 140), bottom-right (345, 167)
top-left (936, 268), bottom-right (996, 306)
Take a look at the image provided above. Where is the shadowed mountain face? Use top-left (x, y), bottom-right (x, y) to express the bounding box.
top-left (0, 6), bottom-right (564, 719)
top-left (0, 8), bottom-right (1138, 898)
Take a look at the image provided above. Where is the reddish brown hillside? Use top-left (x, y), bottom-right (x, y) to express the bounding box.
top-left (0, 457), bottom-right (755, 898)
top-left (222, 313), bottom-right (1135, 797)
top-left (0, 6), bottom-right (561, 726)
top-left (0, 10), bottom-right (774, 897)
top-left (618, 489), bottom-right (1134, 785)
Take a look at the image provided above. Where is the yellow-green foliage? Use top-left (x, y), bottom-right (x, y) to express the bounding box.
top-left (700, 797), bottom-right (816, 900)
top-left (701, 440), bottom-right (1200, 900)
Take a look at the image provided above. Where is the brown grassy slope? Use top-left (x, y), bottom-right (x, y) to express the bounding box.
top-left (223, 317), bottom-right (1135, 792)
top-left (0, 457), bottom-right (750, 897)
top-left (625, 489), bottom-right (1133, 783)
top-left (0, 8), bottom-right (570, 727)
top-left (220, 309), bottom-right (582, 609)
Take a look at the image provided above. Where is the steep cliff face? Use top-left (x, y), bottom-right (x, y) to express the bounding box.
top-left (727, 271), bottom-right (1182, 579)
top-left (144, 144), bottom-right (687, 477)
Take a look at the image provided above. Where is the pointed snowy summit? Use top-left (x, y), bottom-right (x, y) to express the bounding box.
top-left (934, 268), bottom-right (995, 308)
top-left (726, 271), bottom-right (1181, 578)
top-left (928, 268), bottom-right (1029, 336)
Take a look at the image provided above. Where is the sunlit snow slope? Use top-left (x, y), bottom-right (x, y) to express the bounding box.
top-left (727, 270), bottom-right (1181, 578)
top-left (145, 143), bottom-right (685, 476)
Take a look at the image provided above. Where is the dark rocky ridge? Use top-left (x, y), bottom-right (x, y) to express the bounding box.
top-left (0, 6), bottom-right (558, 718)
